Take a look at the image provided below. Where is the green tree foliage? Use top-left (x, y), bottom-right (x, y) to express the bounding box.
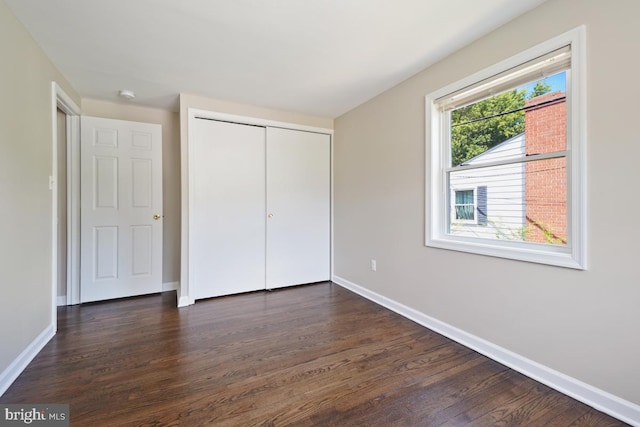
top-left (450, 82), bottom-right (553, 167)
top-left (451, 89), bottom-right (526, 166)
top-left (529, 81), bottom-right (552, 98)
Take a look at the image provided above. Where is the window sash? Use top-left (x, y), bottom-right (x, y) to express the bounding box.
top-left (436, 46), bottom-right (571, 112)
top-left (445, 150), bottom-right (568, 174)
top-left (446, 157), bottom-right (568, 245)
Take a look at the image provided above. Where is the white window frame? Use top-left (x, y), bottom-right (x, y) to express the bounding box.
top-left (425, 26), bottom-right (586, 269)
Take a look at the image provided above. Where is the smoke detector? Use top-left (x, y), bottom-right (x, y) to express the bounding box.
top-left (118, 90), bottom-right (136, 100)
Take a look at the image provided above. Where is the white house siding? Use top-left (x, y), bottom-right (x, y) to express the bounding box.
top-left (449, 134), bottom-right (526, 240)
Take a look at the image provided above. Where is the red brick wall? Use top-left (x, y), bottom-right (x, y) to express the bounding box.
top-left (524, 91), bottom-right (567, 244)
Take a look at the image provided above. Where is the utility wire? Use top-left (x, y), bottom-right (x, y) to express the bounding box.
top-left (451, 96), bottom-right (566, 128)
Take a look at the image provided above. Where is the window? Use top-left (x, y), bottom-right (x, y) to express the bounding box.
top-left (454, 190), bottom-right (475, 221)
top-left (426, 27), bottom-right (586, 269)
top-left (451, 186), bottom-right (488, 229)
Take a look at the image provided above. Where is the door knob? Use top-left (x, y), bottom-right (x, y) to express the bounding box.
top-left (153, 214), bottom-right (161, 220)
top-left (267, 213), bottom-right (274, 219)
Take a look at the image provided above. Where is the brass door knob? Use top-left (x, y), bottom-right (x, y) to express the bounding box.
top-left (153, 214), bottom-right (161, 220)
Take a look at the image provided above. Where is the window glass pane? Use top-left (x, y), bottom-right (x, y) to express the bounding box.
top-left (449, 157), bottom-right (566, 245)
top-left (455, 190), bottom-right (473, 204)
top-left (451, 71), bottom-right (567, 167)
top-left (455, 205), bottom-right (474, 220)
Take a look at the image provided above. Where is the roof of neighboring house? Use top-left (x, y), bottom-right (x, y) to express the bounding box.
top-left (462, 132), bottom-right (525, 166)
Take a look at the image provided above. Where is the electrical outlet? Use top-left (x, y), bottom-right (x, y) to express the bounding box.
top-left (371, 259), bottom-right (377, 271)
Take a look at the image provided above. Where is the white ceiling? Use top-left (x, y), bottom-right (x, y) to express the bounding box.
top-left (6, 0), bottom-right (547, 118)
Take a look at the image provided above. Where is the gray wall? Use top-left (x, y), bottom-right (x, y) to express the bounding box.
top-left (0, 0), bottom-right (79, 376)
top-left (334, 0), bottom-right (640, 406)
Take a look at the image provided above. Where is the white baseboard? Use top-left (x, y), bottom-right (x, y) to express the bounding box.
top-left (332, 275), bottom-right (640, 427)
top-left (56, 296), bottom-right (66, 306)
top-left (162, 281), bottom-right (179, 292)
top-left (0, 324), bottom-right (55, 397)
top-left (177, 295), bottom-right (192, 308)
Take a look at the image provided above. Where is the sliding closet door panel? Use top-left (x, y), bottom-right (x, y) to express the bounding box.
top-left (191, 119), bottom-right (266, 299)
top-left (266, 128), bottom-right (330, 288)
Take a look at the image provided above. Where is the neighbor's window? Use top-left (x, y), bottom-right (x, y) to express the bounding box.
top-left (454, 190), bottom-right (475, 221)
top-left (426, 27), bottom-right (586, 269)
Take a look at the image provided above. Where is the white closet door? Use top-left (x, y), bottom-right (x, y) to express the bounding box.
top-left (266, 128), bottom-right (330, 288)
top-left (191, 119), bottom-right (266, 299)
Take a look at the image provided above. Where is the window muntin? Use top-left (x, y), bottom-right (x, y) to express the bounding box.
top-left (426, 27), bottom-right (586, 269)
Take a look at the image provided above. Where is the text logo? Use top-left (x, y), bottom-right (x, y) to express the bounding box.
top-left (0, 404), bottom-right (69, 426)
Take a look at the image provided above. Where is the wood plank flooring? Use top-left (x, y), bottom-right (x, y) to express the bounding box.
top-left (1, 282), bottom-right (627, 426)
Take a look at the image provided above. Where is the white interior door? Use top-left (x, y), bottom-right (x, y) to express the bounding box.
top-left (191, 119), bottom-right (266, 300)
top-left (80, 116), bottom-right (162, 303)
top-left (266, 127), bottom-right (330, 288)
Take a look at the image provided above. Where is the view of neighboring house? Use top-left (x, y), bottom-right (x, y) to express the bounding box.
top-left (450, 91), bottom-right (567, 244)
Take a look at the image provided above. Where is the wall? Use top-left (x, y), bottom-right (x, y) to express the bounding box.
top-left (0, 0), bottom-right (79, 388)
top-left (334, 0), bottom-right (640, 411)
top-left (81, 99), bottom-right (181, 286)
top-left (178, 93), bottom-right (333, 304)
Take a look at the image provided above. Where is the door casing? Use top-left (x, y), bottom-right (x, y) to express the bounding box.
top-left (51, 82), bottom-right (81, 325)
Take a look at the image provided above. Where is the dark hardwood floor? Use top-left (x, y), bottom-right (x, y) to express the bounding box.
top-left (1, 282), bottom-right (627, 426)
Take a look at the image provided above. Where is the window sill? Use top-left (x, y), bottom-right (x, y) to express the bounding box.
top-left (426, 235), bottom-right (585, 270)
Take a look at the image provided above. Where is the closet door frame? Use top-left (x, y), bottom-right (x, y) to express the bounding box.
top-left (180, 108), bottom-right (333, 307)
